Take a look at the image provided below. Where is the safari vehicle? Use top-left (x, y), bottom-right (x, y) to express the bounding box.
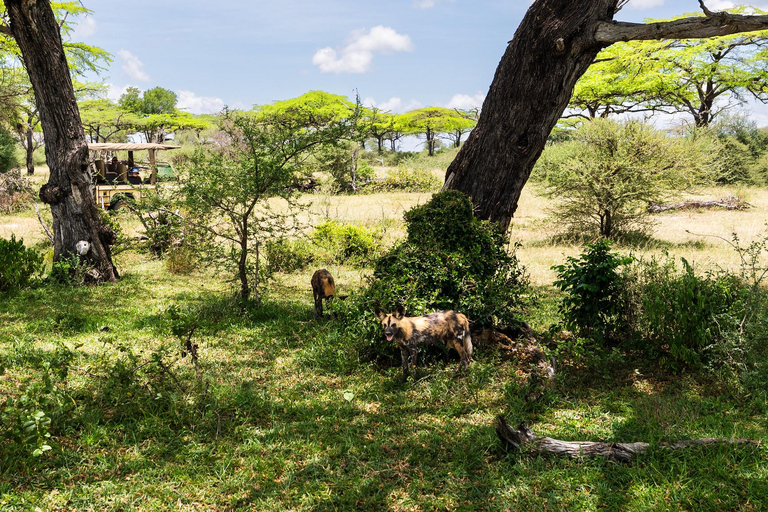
top-left (88, 142), bottom-right (180, 210)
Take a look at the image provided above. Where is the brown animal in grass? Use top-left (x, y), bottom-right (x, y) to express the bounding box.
top-left (311, 269), bottom-right (336, 318)
top-left (375, 305), bottom-right (473, 381)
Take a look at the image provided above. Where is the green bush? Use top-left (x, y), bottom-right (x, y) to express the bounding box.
top-left (48, 254), bottom-right (90, 286)
top-left (553, 240), bottom-right (634, 343)
top-left (535, 119), bottom-right (717, 239)
top-left (367, 166), bottom-right (442, 192)
top-left (0, 125), bottom-right (18, 173)
top-left (636, 256), bottom-right (748, 370)
top-left (265, 238), bottom-right (316, 273)
top-left (333, 191), bottom-right (530, 362)
top-left (312, 220), bottom-right (381, 266)
top-left (0, 235), bottom-right (44, 292)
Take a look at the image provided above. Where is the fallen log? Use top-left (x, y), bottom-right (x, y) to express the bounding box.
top-left (495, 416), bottom-right (760, 463)
top-left (647, 196), bottom-right (751, 213)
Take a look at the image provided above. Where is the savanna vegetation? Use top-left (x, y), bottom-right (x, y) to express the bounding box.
top-left (3, 1), bottom-right (768, 510)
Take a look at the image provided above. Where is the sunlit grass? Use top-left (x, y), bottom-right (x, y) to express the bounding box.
top-left (1, 167), bottom-right (767, 510)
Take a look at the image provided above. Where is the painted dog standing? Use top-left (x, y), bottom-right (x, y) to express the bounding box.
top-left (375, 305), bottom-right (473, 381)
top-left (311, 269), bottom-right (336, 318)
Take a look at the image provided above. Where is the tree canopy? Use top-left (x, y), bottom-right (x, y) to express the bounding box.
top-left (571, 7), bottom-right (768, 126)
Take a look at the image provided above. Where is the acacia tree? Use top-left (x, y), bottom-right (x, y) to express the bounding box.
top-left (401, 107), bottom-right (473, 156)
top-left (571, 8), bottom-right (768, 126)
top-left (2, 0), bottom-right (118, 281)
top-left (183, 102), bottom-right (355, 302)
top-left (444, 0), bottom-right (768, 232)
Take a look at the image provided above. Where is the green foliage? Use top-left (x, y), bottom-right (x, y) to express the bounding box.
top-left (0, 123), bottom-right (18, 172)
top-left (573, 8), bottom-right (768, 126)
top-left (182, 104), bottom-right (355, 301)
top-left (310, 142), bottom-right (374, 192)
top-left (553, 240), bottom-right (634, 343)
top-left (0, 234), bottom-right (43, 292)
top-left (634, 256), bottom-right (745, 370)
top-left (265, 238), bottom-right (315, 273)
top-left (537, 119), bottom-right (717, 239)
top-left (312, 220), bottom-right (382, 266)
top-left (367, 165), bottom-right (442, 192)
top-left (705, 113), bottom-right (768, 184)
top-left (340, 191), bottom-right (529, 356)
top-left (48, 254), bottom-right (90, 286)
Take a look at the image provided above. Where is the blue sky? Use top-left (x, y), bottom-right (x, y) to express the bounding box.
top-left (69, 0), bottom-right (763, 116)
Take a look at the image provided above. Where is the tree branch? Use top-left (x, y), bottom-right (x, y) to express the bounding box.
top-left (595, 12), bottom-right (768, 44)
top-left (0, 24), bottom-right (11, 36)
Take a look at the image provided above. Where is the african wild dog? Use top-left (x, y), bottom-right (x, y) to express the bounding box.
top-left (375, 306), bottom-right (473, 381)
top-left (311, 269), bottom-right (336, 318)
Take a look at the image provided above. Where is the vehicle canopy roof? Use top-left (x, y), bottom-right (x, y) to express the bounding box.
top-left (88, 143), bottom-right (181, 151)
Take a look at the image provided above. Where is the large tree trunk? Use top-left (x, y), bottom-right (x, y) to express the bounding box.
top-left (7, 0), bottom-right (117, 282)
top-left (444, 0), bottom-right (617, 232)
top-left (443, 0), bottom-right (768, 232)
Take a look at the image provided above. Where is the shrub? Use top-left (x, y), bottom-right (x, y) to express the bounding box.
top-left (265, 238), bottom-right (316, 273)
top-left (333, 191), bottom-right (530, 362)
top-left (553, 240), bottom-right (634, 343)
top-left (634, 256), bottom-right (746, 370)
top-left (312, 220), bottom-right (382, 266)
top-left (48, 254), bottom-right (91, 286)
top-left (536, 119), bottom-right (717, 240)
top-left (0, 125), bottom-right (18, 173)
top-left (367, 165), bottom-right (442, 192)
top-left (0, 235), bottom-right (44, 292)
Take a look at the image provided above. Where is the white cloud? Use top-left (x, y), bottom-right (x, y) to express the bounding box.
top-left (313, 26), bottom-right (414, 74)
top-left (363, 96), bottom-right (423, 113)
top-left (627, 0), bottom-right (665, 8)
top-left (444, 92), bottom-right (485, 111)
top-left (412, 0), bottom-right (455, 8)
top-left (71, 15), bottom-right (97, 39)
top-left (106, 83), bottom-right (131, 102)
top-left (117, 49), bottom-right (150, 82)
top-left (176, 90), bottom-right (226, 114)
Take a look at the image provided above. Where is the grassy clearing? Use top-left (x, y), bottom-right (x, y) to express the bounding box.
top-left (1, 173), bottom-right (767, 510)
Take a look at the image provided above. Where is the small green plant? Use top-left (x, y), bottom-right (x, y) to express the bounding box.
top-left (312, 220), bottom-right (382, 266)
top-left (367, 166), bottom-right (442, 192)
top-left (0, 234), bottom-right (44, 292)
top-left (553, 239), bottom-right (634, 343)
top-left (0, 124), bottom-right (19, 173)
top-left (48, 254), bottom-right (90, 286)
top-left (265, 238), bottom-right (316, 272)
top-left (637, 256), bottom-right (744, 370)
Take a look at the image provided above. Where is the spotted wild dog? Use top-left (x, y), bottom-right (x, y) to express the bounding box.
top-left (375, 306), bottom-right (473, 381)
top-left (311, 269), bottom-right (336, 318)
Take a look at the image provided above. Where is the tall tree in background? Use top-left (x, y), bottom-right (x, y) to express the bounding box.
top-left (3, 0), bottom-right (117, 282)
top-left (570, 8), bottom-right (768, 126)
top-left (444, 0), bottom-right (768, 232)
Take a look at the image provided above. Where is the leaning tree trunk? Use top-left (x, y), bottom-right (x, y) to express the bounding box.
top-left (443, 0), bottom-right (768, 232)
top-left (6, 0), bottom-right (117, 282)
top-left (443, 0), bottom-right (616, 232)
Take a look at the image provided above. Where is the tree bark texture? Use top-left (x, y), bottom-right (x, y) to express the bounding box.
top-left (444, 0), bottom-right (768, 231)
top-left (496, 416), bottom-right (761, 463)
top-left (6, 0), bottom-right (117, 282)
top-left (444, 0), bottom-right (617, 231)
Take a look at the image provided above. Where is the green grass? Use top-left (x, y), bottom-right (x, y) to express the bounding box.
top-left (1, 255), bottom-right (766, 511)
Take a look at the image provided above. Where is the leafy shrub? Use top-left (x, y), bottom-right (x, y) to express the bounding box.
top-left (48, 254), bottom-right (90, 286)
top-left (265, 238), bottom-right (316, 273)
top-left (535, 119), bottom-right (717, 239)
top-left (367, 165), bottom-right (442, 192)
top-left (0, 235), bottom-right (44, 292)
top-left (553, 240), bottom-right (634, 343)
top-left (333, 191), bottom-right (530, 362)
top-left (312, 220), bottom-right (382, 266)
top-left (0, 124), bottom-right (18, 173)
top-left (636, 257), bottom-right (743, 369)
